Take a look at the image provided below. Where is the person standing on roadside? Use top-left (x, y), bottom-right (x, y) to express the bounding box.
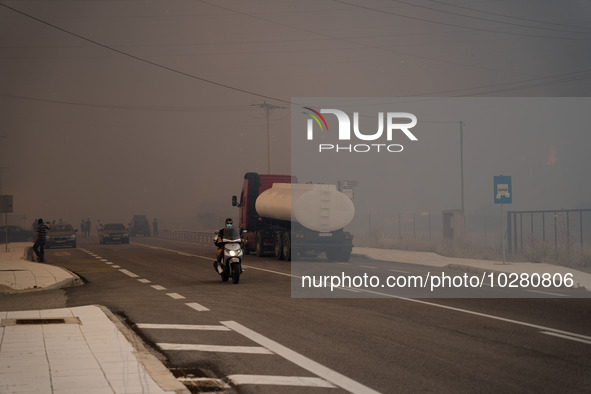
top-left (32, 218), bottom-right (50, 263)
top-left (152, 218), bottom-right (159, 237)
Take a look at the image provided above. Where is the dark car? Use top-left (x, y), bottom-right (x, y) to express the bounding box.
top-left (99, 223), bottom-right (129, 244)
top-left (0, 225), bottom-right (34, 243)
top-left (129, 215), bottom-right (150, 237)
top-left (46, 223), bottom-right (77, 248)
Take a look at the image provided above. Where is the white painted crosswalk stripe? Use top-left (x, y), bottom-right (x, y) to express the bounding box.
top-left (166, 293), bottom-right (185, 299)
top-left (158, 343), bottom-right (272, 354)
top-left (151, 285), bottom-right (166, 291)
top-left (227, 374), bottom-right (336, 388)
top-left (222, 320), bottom-right (380, 394)
top-left (136, 323), bottom-right (229, 331)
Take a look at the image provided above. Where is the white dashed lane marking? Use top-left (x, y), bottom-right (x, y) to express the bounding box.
top-left (185, 302), bottom-right (210, 312)
top-left (119, 269), bottom-right (139, 278)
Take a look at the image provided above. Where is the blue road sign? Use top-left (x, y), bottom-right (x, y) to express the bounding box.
top-left (494, 176), bottom-right (512, 204)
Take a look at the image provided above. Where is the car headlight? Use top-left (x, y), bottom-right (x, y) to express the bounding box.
top-left (69, 235), bottom-right (76, 240)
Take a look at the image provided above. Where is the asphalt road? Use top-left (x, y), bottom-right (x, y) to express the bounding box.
top-left (2, 236), bottom-right (590, 393)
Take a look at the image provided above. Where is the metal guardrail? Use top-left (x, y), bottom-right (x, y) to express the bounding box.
top-left (158, 229), bottom-right (214, 244)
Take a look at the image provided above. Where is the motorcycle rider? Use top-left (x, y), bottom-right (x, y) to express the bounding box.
top-left (213, 218), bottom-right (237, 272)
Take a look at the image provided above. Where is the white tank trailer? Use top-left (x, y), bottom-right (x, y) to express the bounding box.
top-left (255, 183), bottom-right (355, 232)
top-left (234, 172), bottom-right (355, 261)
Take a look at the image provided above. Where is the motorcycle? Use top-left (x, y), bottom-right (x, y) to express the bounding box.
top-left (213, 227), bottom-right (244, 284)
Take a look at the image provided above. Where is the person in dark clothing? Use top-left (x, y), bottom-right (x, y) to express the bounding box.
top-left (152, 218), bottom-right (159, 237)
top-left (214, 218), bottom-right (241, 272)
top-left (33, 218), bottom-right (50, 262)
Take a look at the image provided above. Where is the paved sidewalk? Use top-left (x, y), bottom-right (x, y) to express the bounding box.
top-left (0, 305), bottom-right (189, 394)
top-left (0, 243), bottom-right (189, 394)
top-left (353, 247), bottom-right (591, 291)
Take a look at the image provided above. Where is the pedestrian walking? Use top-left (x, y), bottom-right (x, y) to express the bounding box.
top-left (32, 218), bottom-right (50, 263)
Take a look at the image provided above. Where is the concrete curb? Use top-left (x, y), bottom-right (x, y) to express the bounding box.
top-left (0, 246), bottom-right (83, 294)
top-left (98, 305), bottom-right (191, 394)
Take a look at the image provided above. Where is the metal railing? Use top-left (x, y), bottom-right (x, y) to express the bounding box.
top-left (158, 229), bottom-right (214, 244)
top-left (507, 209), bottom-right (591, 254)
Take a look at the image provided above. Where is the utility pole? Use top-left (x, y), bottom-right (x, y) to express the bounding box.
top-left (459, 121), bottom-right (464, 213)
top-left (0, 134), bottom-right (6, 196)
top-left (252, 102), bottom-right (285, 174)
top-left (0, 133), bottom-right (7, 229)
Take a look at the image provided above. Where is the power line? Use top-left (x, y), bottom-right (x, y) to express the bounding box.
top-left (0, 3), bottom-right (290, 106)
top-left (331, 0), bottom-right (591, 40)
top-left (427, 0), bottom-right (591, 32)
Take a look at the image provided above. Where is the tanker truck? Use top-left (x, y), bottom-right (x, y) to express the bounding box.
top-left (232, 172), bottom-right (354, 261)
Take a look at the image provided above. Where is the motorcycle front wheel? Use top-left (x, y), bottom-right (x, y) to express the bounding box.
top-left (221, 264), bottom-right (230, 282)
top-left (232, 264), bottom-right (241, 284)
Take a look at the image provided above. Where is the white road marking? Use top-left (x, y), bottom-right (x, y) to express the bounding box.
top-left (158, 343), bottom-right (272, 354)
top-left (119, 269), bottom-right (139, 278)
top-left (166, 293), bottom-right (185, 299)
top-left (105, 262), bottom-right (113, 265)
top-left (525, 289), bottom-right (568, 297)
top-left (176, 251), bottom-right (194, 257)
top-left (111, 265), bottom-right (120, 268)
top-left (177, 377), bottom-right (230, 388)
top-left (227, 374), bottom-right (336, 388)
top-left (136, 323), bottom-right (228, 331)
top-left (222, 321), bottom-right (380, 394)
top-left (129, 244), bottom-right (589, 348)
top-left (186, 302), bottom-right (210, 312)
top-left (100, 258), bottom-right (108, 262)
top-left (138, 279), bottom-right (151, 284)
top-left (242, 265), bottom-right (292, 277)
top-left (133, 243), bottom-right (211, 260)
top-left (540, 331), bottom-right (591, 345)
top-left (151, 285), bottom-right (166, 291)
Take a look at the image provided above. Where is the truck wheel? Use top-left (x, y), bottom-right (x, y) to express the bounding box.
top-left (255, 231), bottom-right (264, 257)
top-left (340, 249), bottom-right (352, 262)
top-left (274, 232), bottom-right (284, 260)
top-left (282, 232), bottom-right (291, 261)
top-left (327, 249), bottom-right (351, 262)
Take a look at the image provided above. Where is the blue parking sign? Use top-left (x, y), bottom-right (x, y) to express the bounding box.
top-left (494, 176), bottom-right (512, 204)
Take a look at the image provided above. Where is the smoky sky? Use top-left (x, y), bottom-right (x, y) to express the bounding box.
top-left (1, 1), bottom-right (591, 230)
